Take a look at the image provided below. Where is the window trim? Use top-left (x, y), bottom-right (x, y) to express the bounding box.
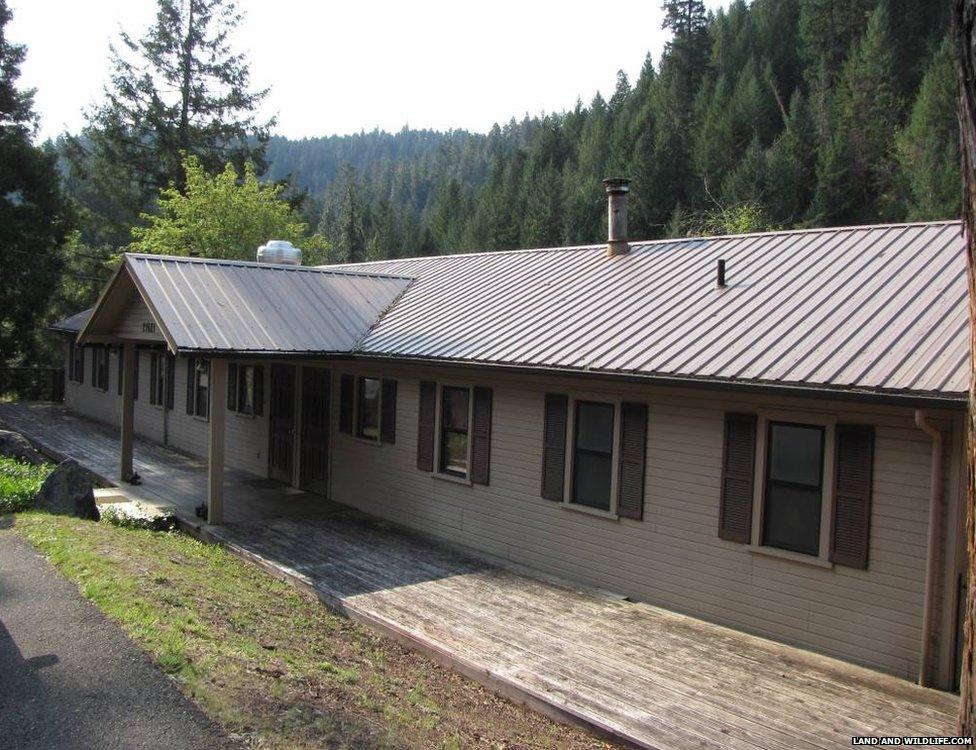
top-left (355, 375), bottom-right (382, 441)
top-left (431, 381), bottom-right (474, 483)
top-left (749, 409), bottom-right (836, 567)
top-left (561, 393), bottom-right (622, 519)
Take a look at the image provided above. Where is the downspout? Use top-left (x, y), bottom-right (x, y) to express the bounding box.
top-left (915, 409), bottom-right (944, 687)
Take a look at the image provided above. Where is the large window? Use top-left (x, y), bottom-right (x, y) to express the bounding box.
top-left (571, 400), bottom-right (615, 511)
top-left (761, 422), bottom-right (825, 556)
top-left (439, 386), bottom-right (470, 477)
top-left (357, 377), bottom-right (381, 440)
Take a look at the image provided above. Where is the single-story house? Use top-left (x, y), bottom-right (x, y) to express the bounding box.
top-left (52, 181), bottom-right (969, 693)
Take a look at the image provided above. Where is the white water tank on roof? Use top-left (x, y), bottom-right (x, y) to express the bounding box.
top-left (257, 240), bottom-right (302, 266)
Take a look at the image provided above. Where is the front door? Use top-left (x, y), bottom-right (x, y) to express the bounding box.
top-left (268, 364), bottom-right (296, 483)
top-left (300, 367), bottom-right (330, 495)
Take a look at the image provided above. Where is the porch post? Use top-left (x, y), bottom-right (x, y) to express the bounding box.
top-left (120, 341), bottom-right (135, 481)
top-left (207, 358), bottom-right (228, 524)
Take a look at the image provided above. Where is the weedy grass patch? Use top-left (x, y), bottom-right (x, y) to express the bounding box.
top-left (0, 456), bottom-right (53, 513)
top-left (11, 512), bottom-right (616, 749)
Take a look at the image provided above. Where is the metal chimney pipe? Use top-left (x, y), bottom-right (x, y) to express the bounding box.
top-left (716, 259), bottom-right (727, 288)
top-left (603, 178), bottom-right (631, 256)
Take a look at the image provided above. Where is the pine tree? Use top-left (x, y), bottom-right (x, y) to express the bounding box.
top-left (896, 39), bottom-right (961, 220)
top-left (0, 0), bottom-right (72, 366)
top-left (764, 90), bottom-right (817, 224)
top-left (67, 0), bottom-right (273, 223)
top-left (661, 0), bottom-right (711, 88)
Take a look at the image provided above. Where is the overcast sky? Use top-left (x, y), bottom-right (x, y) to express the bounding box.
top-left (10, 0), bottom-right (727, 143)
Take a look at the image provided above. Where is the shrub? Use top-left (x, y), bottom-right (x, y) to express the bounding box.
top-left (0, 456), bottom-right (53, 513)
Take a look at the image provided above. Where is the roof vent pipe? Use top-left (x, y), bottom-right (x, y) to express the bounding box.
top-left (717, 259), bottom-right (727, 288)
top-left (257, 240), bottom-right (302, 266)
top-left (603, 178), bottom-right (631, 256)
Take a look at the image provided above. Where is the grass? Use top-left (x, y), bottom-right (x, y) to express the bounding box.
top-left (0, 455), bottom-right (53, 513)
top-left (9, 512), bottom-right (617, 749)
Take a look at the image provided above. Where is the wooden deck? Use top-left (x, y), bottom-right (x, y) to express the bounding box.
top-left (0, 402), bottom-right (960, 749)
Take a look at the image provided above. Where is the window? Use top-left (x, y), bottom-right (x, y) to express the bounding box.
top-left (69, 341), bottom-right (84, 383)
top-left (439, 386), bottom-right (470, 476)
top-left (92, 347), bottom-right (109, 391)
top-left (761, 422), bottom-right (825, 556)
top-left (356, 377), bottom-right (381, 439)
top-left (239, 365), bottom-right (255, 414)
top-left (192, 359), bottom-right (210, 419)
top-left (571, 401), bottom-right (615, 511)
top-left (149, 353), bottom-right (165, 406)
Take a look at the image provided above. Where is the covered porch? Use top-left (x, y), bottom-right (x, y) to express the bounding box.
top-left (0, 400), bottom-right (960, 749)
top-left (72, 252), bottom-right (412, 525)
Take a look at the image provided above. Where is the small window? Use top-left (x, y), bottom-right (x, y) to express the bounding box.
top-left (571, 400), bottom-right (615, 511)
top-left (439, 386), bottom-right (470, 477)
top-left (357, 377), bottom-right (381, 440)
top-left (238, 365), bottom-right (256, 415)
top-left (69, 341), bottom-right (84, 383)
top-left (149, 353), bottom-right (166, 406)
top-left (92, 347), bottom-right (109, 391)
top-left (194, 360), bottom-right (210, 419)
top-left (761, 422), bottom-right (825, 556)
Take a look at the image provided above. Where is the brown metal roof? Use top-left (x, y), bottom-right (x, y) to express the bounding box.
top-left (325, 221), bottom-right (968, 401)
top-left (50, 307), bottom-right (93, 333)
top-left (82, 254), bottom-right (413, 355)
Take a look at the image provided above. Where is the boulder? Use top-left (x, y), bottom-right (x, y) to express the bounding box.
top-left (0, 430), bottom-right (46, 466)
top-left (35, 459), bottom-right (100, 520)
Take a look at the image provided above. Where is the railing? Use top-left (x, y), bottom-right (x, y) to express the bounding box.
top-left (0, 367), bottom-right (65, 402)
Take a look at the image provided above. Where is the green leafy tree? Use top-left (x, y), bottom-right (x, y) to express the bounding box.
top-left (67, 0), bottom-right (273, 233)
top-left (129, 155), bottom-right (328, 263)
top-left (0, 0), bottom-right (72, 366)
top-left (896, 39), bottom-right (961, 220)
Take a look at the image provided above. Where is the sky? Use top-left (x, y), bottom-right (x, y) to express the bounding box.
top-left (10, 0), bottom-right (727, 143)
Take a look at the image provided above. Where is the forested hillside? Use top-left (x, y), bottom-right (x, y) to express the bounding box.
top-left (266, 0), bottom-right (957, 262)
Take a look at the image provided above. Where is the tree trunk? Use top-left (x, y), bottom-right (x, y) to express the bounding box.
top-left (955, 0), bottom-right (976, 737)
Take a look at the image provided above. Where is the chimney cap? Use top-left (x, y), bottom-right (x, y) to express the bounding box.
top-left (603, 177), bottom-right (631, 195)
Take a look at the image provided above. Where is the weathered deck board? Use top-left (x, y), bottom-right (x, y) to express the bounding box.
top-left (0, 402), bottom-right (959, 749)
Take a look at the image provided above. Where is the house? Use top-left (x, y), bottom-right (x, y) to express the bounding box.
top-left (51, 180), bottom-right (969, 693)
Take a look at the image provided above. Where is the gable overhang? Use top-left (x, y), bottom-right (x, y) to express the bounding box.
top-left (77, 258), bottom-right (178, 353)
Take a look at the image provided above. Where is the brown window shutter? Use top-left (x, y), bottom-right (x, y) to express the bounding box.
top-left (541, 393), bottom-right (568, 501)
top-left (78, 347), bottom-right (85, 384)
top-left (417, 380), bottom-right (437, 471)
top-left (719, 412), bottom-right (757, 543)
top-left (470, 387), bottom-right (492, 485)
top-left (338, 374), bottom-right (354, 434)
top-left (253, 365), bottom-right (264, 416)
top-left (186, 356), bottom-right (196, 415)
top-left (380, 379), bottom-right (397, 444)
top-left (617, 402), bottom-right (648, 520)
top-left (227, 363), bottom-right (238, 411)
top-left (830, 424), bottom-right (874, 569)
top-left (133, 352), bottom-right (139, 401)
top-left (165, 355), bottom-right (175, 410)
top-left (117, 348), bottom-right (123, 395)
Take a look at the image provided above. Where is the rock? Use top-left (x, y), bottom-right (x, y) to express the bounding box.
top-left (0, 430), bottom-right (46, 466)
top-left (35, 459), bottom-right (100, 520)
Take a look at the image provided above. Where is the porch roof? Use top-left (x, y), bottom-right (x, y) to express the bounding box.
top-left (78, 253), bottom-right (413, 356)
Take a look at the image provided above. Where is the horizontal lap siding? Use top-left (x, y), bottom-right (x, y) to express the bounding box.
top-left (64, 349), bottom-right (269, 478)
top-left (330, 362), bottom-right (962, 687)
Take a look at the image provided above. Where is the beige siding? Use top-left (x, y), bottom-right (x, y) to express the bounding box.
top-left (61, 343), bottom-right (964, 689)
top-left (63, 344), bottom-right (270, 478)
top-left (116, 295), bottom-right (163, 341)
top-left (329, 361), bottom-right (964, 690)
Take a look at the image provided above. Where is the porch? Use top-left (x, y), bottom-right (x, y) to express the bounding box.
top-left (0, 401), bottom-right (959, 749)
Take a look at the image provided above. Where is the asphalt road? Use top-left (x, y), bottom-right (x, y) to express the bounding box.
top-left (0, 524), bottom-right (239, 750)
